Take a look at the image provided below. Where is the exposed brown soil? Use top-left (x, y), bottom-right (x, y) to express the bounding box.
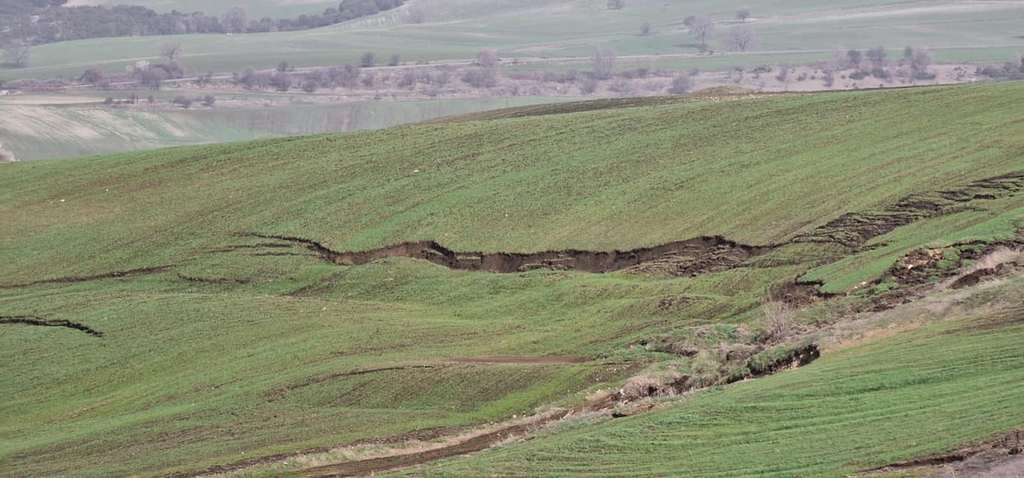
top-left (176, 274), bottom-right (253, 285)
top-left (301, 410), bottom-right (573, 478)
top-left (795, 172), bottom-right (1024, 248)
top-left (866, 237), bottom-right (1024, 312)
top-left (0, 315), bottom-right (103, 337)
top-left (773, 280), bottom-right (836, 308)
top-left (0, 265), bottom-right (173, 289)
top-left (444, 356), bottom-right (589, 365)
top-left (245, 233), bottom-right (771, 275)
top-left (861, 429), bottom-right (1024, 477)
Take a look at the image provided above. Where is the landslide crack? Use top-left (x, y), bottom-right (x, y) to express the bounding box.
top-left (795, 172), bottom-right (1024, 248)
top-left (0, 316), bottom-right (103, 337)
top-left (0, 266), bottom-right (173, 289)
top-left (243, 233), bottom-right (771, 275)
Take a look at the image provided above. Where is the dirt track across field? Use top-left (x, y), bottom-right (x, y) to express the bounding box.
top-left (301, 410), bottom-right (572, 478)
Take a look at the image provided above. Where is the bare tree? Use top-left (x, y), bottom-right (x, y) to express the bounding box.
top-left (388, 54), bottom-right (401, 67)
top-left (776, 65), bottom-right (791, 90)
top-left (736, 9), bottom-right (751, 22)
top-left (846, 49), bottom-right (863, 69)
top-left (686, 15), bottom-right (714, 50)
top-left (822, 68), bottom-right (835, 88)
top-left (865, 46), bottom-right (887, 69)
top-left (725, 25), bottom-right (758, 52)
top-left (361, 52), bottom-right (376, 67)
top-left (591, 47), bottom-right (616, 80)
top-left (160, 43), bottom-right (182, 63)
top-left (406, 5), bottom-right (426, 24)
top-left (79, 67), bottom-right (106, 85)
top-left (2, 41), bottom-right (30, 68)
top-left (221, 7), bottom-right (248, 33)
top-left (477, 49), bottom-right (498, 68)
top-left (909, 47), bottom-right (934, 80)
top-left (667, 73), bottom-right (692, 94)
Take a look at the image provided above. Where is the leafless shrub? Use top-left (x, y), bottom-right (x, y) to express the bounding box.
top-left (160, 43), bottom-right (182, 63)
top-left (360, 71), bottom-right (376, 87)
top-left (461, 68), bottom-right (497, 88)
top-left (578, 77), bottom-right (598, 94)
top-left (397, 69), bottom-right (417, 89)
top-left (2, 41), bottom-right (30, 68)
top-left (608, 79), bottom-right (632, 94)
top-left (171, 95), bottom-right (193, 108)
top-left (406, 4), bottom-right (426, 24)
top-left (477, 49), bottom-right (499, 68)
top-left (726, 25), bottom-right (758, 52)
top-left (592, 48), bottom-right (616, 80)
top-left (619, 371), bottom-right (685, 401)
top-left (685, 15), bottom-right (714, 50)
top-left (0, 142), bottom-right (16, 163)
top-left (667, 73), bottom-right (692, 94)
top-left (758, 301), bottom-right (793, 344)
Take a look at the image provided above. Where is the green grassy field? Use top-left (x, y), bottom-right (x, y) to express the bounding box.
top-left (4, 0), bottom-right (1024, 81)
top-left (2, 82), bottom-right (1024, 477)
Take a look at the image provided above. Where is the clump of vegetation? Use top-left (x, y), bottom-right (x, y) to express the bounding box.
top-left (667, 73), bottom-right (692, 94)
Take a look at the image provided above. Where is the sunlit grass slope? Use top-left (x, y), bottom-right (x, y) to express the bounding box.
top-left (2, 82), bottom-right (1024, 478)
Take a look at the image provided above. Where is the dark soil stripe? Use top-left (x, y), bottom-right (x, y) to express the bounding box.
top-left (0, 316), bottom-right (103, 337)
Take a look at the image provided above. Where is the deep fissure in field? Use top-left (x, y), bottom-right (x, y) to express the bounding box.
top-left (0, 316), bottom-right (103, 337)
top-left (795, 172), bottom-right (1024, 248)
top-left (244, 233), bottom-right (772, 275)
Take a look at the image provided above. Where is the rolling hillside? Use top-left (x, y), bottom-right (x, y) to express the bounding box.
top-left (2, 81), bottom-right (1024, 477)
top-left (5, 0), bottom-right (1024, 81)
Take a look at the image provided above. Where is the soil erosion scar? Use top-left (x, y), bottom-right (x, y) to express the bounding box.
top-left (243, 234), bottom-right (771, 275)
top-left (0, 316), bottom-right (104, 337)
top-left (795, 172), bottom-right (1024, 248)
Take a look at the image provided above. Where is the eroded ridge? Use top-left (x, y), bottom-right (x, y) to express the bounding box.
top-left (795, 172), bottom-right (1024, 248)
top-left (244, 233), bottom-right (771, 275)
top-left (0, 316), bottom-right (104, 337)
